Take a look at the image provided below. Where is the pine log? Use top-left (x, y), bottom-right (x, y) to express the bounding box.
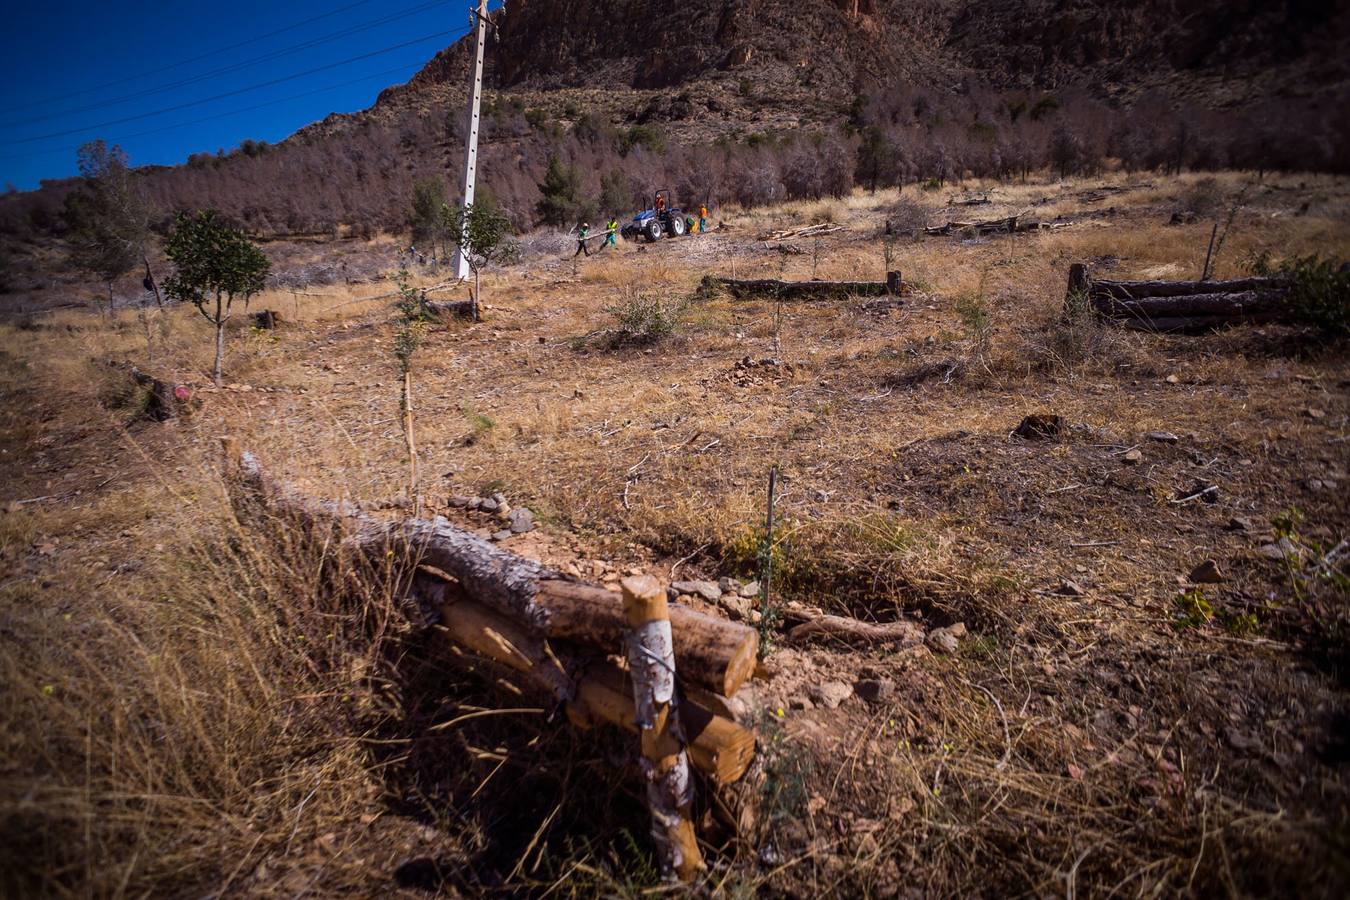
top-left (571, 662), bottom-right (757, 785)
top-left (1088, 276), bottom-right (1289, 300)
top-left (414, 572), bottom-right (756, 785)
top-left (708, 275), bottom-right (902, 301)
top-left (425, 299), bottom-right (477, 321)
top-left (1114, 315), bottom-right (1283, 334)
top-left (222, 446), bottom-right (758, 695)
top-left (538, 579), bottom-right (758, 696)
top-left (622, 575), bottom-right (703, 882)
top-left (1092, 290), bottom-right (1288, 319)
top-left (787, 613), bottom-right (924, 645)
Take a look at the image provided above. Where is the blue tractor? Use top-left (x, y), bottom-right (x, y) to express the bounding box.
top-left (621, 189), bottom-right (687, 242)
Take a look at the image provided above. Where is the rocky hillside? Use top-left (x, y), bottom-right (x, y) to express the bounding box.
top-left (385, 0), bottom-right (1350, 107)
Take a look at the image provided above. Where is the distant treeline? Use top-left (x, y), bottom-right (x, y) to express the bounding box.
top-left (2, 81), bottom-right (1347, 242)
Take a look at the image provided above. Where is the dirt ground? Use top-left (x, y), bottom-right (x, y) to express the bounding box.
top-left (1, 171), bottom-right (1348, 897)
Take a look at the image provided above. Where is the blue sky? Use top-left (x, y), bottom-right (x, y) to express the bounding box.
top-left (0, 1), bottom-right (477, 191)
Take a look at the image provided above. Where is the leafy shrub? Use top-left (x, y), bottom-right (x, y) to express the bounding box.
top-left (604, 290), bottom-right (685, 346)
top-left (1250, 252), bottom-right (1350, 338)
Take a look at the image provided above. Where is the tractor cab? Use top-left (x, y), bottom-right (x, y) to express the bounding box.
top-left (622, 189), bottom-right (686, 242)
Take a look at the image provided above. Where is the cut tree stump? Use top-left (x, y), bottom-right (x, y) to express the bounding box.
top-left (1066, 264), bottom-right (1297, 332)
top-left (128, 366), bottom-right (189, 421)
top-left (425, 299), bottom-right (477, 321)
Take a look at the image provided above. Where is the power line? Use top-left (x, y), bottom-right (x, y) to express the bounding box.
top-left (0, 0), bottom-right (383, 116)
top-left (2, 1), bottom-right (444, 129)
top-left (0, 60), bottom-right (434, 165)
top-left (9, 29), bottom-right (460, 146)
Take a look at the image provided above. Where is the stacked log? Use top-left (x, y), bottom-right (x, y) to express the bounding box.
top-left (1067, 263), bottom-right (1292, 333)
top-left (705, 270), bottom-right (904, 301)
top-left (924, 215), bottom-right (1072, 236)
top-left (221, 444), bottom-right (758, 882)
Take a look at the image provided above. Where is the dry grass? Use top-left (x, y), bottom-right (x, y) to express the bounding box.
top-left (2, 170), bottom-right (1348, 896)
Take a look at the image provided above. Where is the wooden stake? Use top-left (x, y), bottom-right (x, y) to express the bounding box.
top-left (403, 369), bottom-right (419, 515)
top-left (622, 575), bottom-right (703, 882)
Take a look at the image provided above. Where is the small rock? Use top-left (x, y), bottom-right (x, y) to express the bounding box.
top-left (671, 580), bottom-right (722, 603)
top-left (1145, 431), bottom-right (1179, 444)
top-left (854, 678), bottom-right (895, 704)
top-left (1226, 517), bottom-right (1253, 532)
top-left (718, 576), bottom-right (743, 593)
top-left (720, 592), bottom-right (753, 620)
top-left (739, 580), bottom-right (761, 598)
top-left (1122, 448), bottom-right (1143, 465)
top-left (813, 489), bottom-right (830, 502)
top-left (789, 695), bottom-right (814, 711)
top-left (467, 497), bottom-right (484, 511)
top-left (946, 621), bottom-right (968, 639)
top-left (562, 562), bottom-right (582, 578)
top-left (1189, 559), bottom-right (1224, 583)
top-left (1258, 536), bottom-right (1303, 562)
top-left (1056, 579), bottom-right (1086, 597)
top-left (1164, 374), bottom-right (1180, 384)
top-left (507, 507), bottom-right (535, 533)
top-left (479, 498), bottom-right (499, 513)
top-left (1304, 407), bottom-right (1325, 420)
top-left (491, 529), bottom-right (512, 542)
top-left (447, 495), bottom-right (471, 508)
top-left (926, 628), bottom-right (960, 654)
top-left (807, 681), bottom-right (853, 709)
top-left (491, 492), bottom-right (507, 505)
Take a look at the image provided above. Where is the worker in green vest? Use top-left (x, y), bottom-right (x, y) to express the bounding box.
top-left (605, 216), bottom-right (618, 248)
top-left (574, 221), bottom-right (591, 257)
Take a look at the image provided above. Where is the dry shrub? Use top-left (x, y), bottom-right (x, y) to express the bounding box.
top-left (1175, 176), bottom-right (1224, 219)
top-left (0, 484), bottom-right (405, 895)
top-left (885, 196), bottom-right (934, 239)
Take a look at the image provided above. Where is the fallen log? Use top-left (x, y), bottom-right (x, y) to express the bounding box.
top-left (787, 613), bottom-right (924, 645)
top-left (706, 271), bottom-right (903, 301)
top-left (223, 445), bottom-right (759, 696)
top-left (415, 572), bottom-right (757, 786)
top-left (1114, 315), bottom-right (1284, 334)
top-left (1092, 291), bottom-right (1288, 319)
top-left (1087, 276), bottom-right (1288, 300)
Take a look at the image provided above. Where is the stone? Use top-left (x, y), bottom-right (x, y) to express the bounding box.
top-left (1122, 448), bottom-right (1143, 465)
top-left (1258, 536), bottom-right (1303, 562)
top-left (1189, 559), bottom-right (1224, 583)
top-left (447, 496), bottom-right (471, 508)
top-left (1056, 579), bottom-right (1086, 597)
top-left (507, 507), bottom-right (535, 533)
top-left (1145, 431), bottom-right (1179, 444)
top-left (1164, 374), bottom-right (1180, 384)
top-left (854, 678), bottom-right (895, 704)
top-left (1226, 516), bottom-right (1253, 532)
top-left (739, 580), bottom-right (761, 598)
top-left (1304, 407), bottom-right (1325, 420)
top-left (478, 498), bottom-right (499, 513)
top-left (718, 576), bottom-right (743, 593)
top-left (946, 621), bottom-right (968, 639)
top-left (720, 592), bottom-right (753, 620)
top-left (789, 695), bottom-right (814, 711)
top-left (671, 580), bottom-right (722, 603)
top-left (491, 529), bottom-right (512, 542)
top-left (926, 628), bottom-right (960, 654)
top-left (807, 681), bottom-right (853, 710)
top-left (491, 492), bottom-right (507, 505)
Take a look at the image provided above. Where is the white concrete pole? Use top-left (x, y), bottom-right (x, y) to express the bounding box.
top-left (452, 0), bottom-right (488, 280)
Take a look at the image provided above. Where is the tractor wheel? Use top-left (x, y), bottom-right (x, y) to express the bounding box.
top-left (670, 215), bottom-right (686, 237)
top-left (644, 218), bottom-right (663, 242)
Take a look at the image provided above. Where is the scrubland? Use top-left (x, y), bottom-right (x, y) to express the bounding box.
top-left (1, 171), bottom-right (1347, 897)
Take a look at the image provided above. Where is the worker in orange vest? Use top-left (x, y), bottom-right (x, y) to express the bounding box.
top-left (698, 204), bottom-right (708, 233)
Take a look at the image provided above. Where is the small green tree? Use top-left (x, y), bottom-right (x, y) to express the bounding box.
top-left (451, 199), bottom-right (517, 321)
top-left (392, 269), bottom-right (432, 512)
top-left (63, 140), bottom-right (148, 315)
top-left (535, 154), bottom-right (583, 227)
top-left (163, 211), bottom-right (270, 385)
top-left (409, 176), bottom-right (453, 259)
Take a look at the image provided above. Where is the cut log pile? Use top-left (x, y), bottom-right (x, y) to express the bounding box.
top-left (220, 442), bottom-right (757, 882)
top-left (924, 214), bottom-right (1073, 236)
top-left (1066, 263), bottom-right (1294, 333)
top-left (705, 270), bottom-right (904, 302)
top-left (758, 222), bottom-right (843, 241)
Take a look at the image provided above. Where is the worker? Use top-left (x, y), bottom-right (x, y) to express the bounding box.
top-left (605, 216), bottom-right (618, 248)
top-left (655, 193), bottom-right (666, 214)
top-left (699, 204), bottom-right (708, 233)
top-left (574, 221), bottom-right (591, 257)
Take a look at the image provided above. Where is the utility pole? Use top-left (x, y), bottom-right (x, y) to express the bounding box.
top-left (452, 0), bottom-right (489, 281)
